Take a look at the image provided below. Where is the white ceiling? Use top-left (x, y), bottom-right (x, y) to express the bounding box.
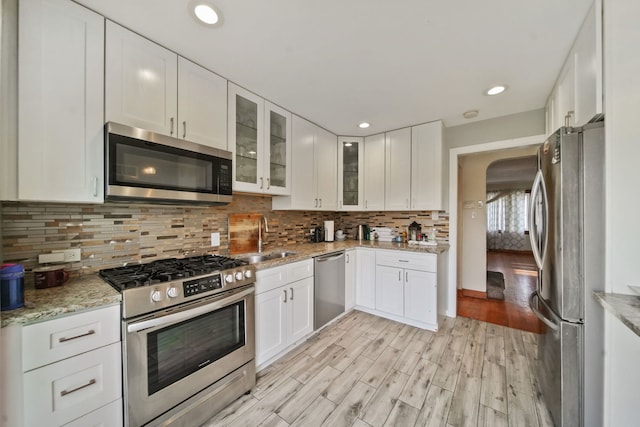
top-left (486, 155), bottom-right (538, 190)
top-left (75, 0), bottom-right (593, 136)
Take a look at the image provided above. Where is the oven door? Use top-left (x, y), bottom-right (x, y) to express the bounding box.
top-left (123, 285), bottom-right (255, 427)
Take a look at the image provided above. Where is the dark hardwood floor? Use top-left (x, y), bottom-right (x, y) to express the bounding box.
top-left (457, 251), bottom-right (544, 334)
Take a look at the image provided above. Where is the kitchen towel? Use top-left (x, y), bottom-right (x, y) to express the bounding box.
top-left (324, 220), bottom-right (334, 241)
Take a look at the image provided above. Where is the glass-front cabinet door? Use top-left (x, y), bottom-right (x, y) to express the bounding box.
top-left (228, 83), bottom-right (290, 195)
top-left (337, 136), bottom-right (364, 210)
top-left (264, 102), bottom-right (291, 195)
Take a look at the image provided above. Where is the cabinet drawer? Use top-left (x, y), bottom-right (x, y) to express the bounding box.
top-left (375, 250), bottom-right (436, 272)
top-left (256, 264), bottom-right (288, 294)
top-left (22, 305), bottom-right (120, 371)
top-left (288, 259), bottom-right (313, 282)
top-left (63, 398), bottom-right (122, 427)
top-left (23, 342), bottom-right (122, 427)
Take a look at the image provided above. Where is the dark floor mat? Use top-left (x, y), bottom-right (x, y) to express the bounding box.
top-left (487, 271), bottom-right (505, 300)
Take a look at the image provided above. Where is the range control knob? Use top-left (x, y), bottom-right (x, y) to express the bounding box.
top-left (167, 287), bottom-right (179, 298)
top-left (235, 271), bottom-right (244, 281)
top-left (225, 274), bottom-right (234, 283)
top-left (244, 269), bottom-right (252, 279)
top-left (151, 290), bottom-right (163, 302)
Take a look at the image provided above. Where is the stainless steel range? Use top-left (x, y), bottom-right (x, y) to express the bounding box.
top-left (100, 255), bottom-right (256, 427)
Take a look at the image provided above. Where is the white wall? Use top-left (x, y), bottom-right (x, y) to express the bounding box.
top-left (457, 146), bottom-right (538, 293)
top-left (602, 0), bottom-right (640, 424)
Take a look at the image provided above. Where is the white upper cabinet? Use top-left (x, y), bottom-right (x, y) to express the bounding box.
top-left (363, 133), bottom-right (386, 211)
top-left (384, 127), bottom-right (412, 210)
top-left (546, 2), bottom-right (602, 133)
top-left (18, 0), bottom-right (104, 203)
top-left (272, 115), bottom-right (337, 210)
top-left (315, 126), bottom-right (339, 210)
top-left (411, 121), bottom-right (446, 210)
top-left (106, 22), bottom-right (227, 149)
top-left (337, 137), bottom-right (364, 210)
top-left (106, 21), bottom-right (177, 136)
top-left (229, 83), bottom-right (291, 195)
top-left (177, 57), bottom-right (227, 148)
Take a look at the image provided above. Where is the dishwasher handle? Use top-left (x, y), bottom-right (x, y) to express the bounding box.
top-left (315, 251), bottom-right (345, 263)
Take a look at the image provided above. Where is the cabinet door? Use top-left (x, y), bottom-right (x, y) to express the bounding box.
top-left (345, 249), bottom-right (357, 310)
top-left (375, 265), bottom-right (404, 316)
top-left (287, 115), bottom-right (316, 209)
top-left (555, 58), bottom-right (576, 128)
top-left (385, 128), bottom-right (412, 210)
top-left (177, 57), bottom-right (227, 149)
top-left (573, 3), bottom-right (602, 126)
top-left (411, 121), bottom-right (444, 210)
top-left (356, 249), bottom-right (376, 309)
top-left (105, 21), bottom-right (177, 136)
top-left (18, 0), bottom-right (104, 203)
top-left (255, 286), bottom-right (288, 366)
top-left (363, 133), bottom-right (386, 211)
top-left (229, 83), bottom-right (265, 193)
top-left (315, 126), bottom-right (338, 211)
top-left (264, 102), bottom-right (292, 195)
top-left (404, 269), bottom-right (437, 325)
top-left (338, 137), bottom-right (364, 210)
top-left (289, 277), bottom-right (314, 343)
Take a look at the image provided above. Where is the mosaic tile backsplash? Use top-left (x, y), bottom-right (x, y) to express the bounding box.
top-left (1, 194), bottom-right (448, 282)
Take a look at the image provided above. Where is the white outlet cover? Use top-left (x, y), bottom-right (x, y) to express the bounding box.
top-left (211, 232), bottom-right (220, 247)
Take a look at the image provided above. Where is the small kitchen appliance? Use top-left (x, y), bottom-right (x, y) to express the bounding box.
top-left (311, 227), bottom-right (324, 242)
top-left (33, 266), bottom-right (69, 289)
top-left (99, 255), bottom-right (256, 427)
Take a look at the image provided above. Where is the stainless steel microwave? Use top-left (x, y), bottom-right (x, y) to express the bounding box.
top-left (105, 122), bottom-right (232, 205)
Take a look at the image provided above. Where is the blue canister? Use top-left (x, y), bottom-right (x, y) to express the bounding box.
top-left (1, 263), bottom-right (25, 311)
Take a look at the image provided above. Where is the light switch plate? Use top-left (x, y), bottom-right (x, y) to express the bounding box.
top-left (211, 232), bottom-right (220, 247)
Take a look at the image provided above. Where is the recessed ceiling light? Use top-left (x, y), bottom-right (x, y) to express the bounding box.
top-left (192, 2), bottom-right (221, 25)
top-left (485, 85), bottom-right (508, 96)
top-left (463, 110), bottom-right (479, 119)
top-left (358, 122), bottom-right (370, 129)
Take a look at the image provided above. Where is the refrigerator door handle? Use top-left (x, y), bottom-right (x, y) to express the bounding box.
top-left (529, 169), bottom-right (549, 270)
top-left (529, 291), bottom-right (559, 332)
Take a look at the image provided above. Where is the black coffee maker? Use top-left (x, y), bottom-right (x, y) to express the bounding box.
top-left (311, 227), bottom-right (324, 242)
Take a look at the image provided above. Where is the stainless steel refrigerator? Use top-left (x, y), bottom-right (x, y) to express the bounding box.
top-left (528, 121), bottom-right (605, 427)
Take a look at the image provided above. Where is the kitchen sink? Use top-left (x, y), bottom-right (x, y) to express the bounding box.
top-left (238, 251), bottom-right (298, 264)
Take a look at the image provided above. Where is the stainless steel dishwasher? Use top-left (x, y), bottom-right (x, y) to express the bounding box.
top-left (314, 251), bottom-right (346, 329)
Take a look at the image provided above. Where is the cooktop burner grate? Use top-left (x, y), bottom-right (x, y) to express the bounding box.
top-left (99, 255), bottom-right (248, 291)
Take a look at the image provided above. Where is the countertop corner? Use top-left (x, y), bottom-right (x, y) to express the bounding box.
top-left (593, 291), bottom-right (640, 338)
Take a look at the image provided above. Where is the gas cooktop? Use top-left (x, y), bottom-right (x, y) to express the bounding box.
top-left (99, 255), bottom-right (247, 291)
top-left (99, 255), bottom-right (255, 319)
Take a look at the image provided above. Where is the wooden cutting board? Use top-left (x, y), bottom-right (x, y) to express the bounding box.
top-left (228, 213), bottom-right (261, 255)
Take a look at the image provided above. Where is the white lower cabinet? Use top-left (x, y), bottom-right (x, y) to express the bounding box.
top-left (0, 304), bottom-right (122, 427)
top-left (355, 248), bottom-right (376, 309)
top-left (24, 342), bottom-right (122, 427)
top-left (370, 249), bottom-right (439, 330)
top-left (345, 249), bottom-right (357, 310)
top-left (255, 260), bottom-right (314, 368)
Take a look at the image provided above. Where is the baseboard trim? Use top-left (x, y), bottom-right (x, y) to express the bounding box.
top-left (459, 289), bottom-right (488, 299)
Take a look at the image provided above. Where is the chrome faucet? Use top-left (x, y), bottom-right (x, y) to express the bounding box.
top-left (258, 216), bottom-right (269, 253)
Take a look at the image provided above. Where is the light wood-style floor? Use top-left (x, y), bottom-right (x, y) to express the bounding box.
top-left (204, 310), bottom-right (554, 427)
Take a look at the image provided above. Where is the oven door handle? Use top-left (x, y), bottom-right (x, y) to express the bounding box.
top-left (127, 287), bottom-right (254, 333)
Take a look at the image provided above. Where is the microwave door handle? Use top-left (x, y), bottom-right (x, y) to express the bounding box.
top-left (127, 287), bottom-right (254, 333)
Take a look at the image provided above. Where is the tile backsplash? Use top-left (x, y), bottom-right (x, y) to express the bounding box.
top-left (1, 195), bottom-right (448, 281)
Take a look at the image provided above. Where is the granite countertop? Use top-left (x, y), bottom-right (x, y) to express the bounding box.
top-left (0, 240), bottom-right (447, 328)
top-left (1, 275), bottom-right (121, 328)
top-left (593, 291), bottom-right (640, 337)
top-left (245, 240), bottom-right (449, 270)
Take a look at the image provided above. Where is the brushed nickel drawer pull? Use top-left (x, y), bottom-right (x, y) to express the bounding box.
top-left (59, 329), bottom-right (95, 343)
top-left (290, 287), bottom-right (294, 300)
top-left (60, 378), bottom-right (96, 397)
